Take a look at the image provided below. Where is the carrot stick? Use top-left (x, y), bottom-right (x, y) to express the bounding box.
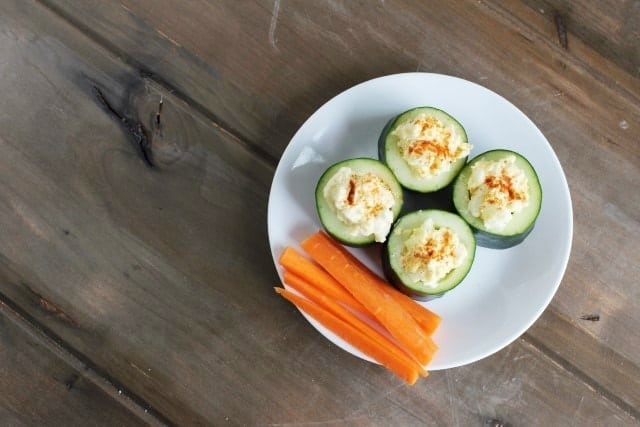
top-left (386, 290), bottom-right (441, 336)
top-left (275, 287), bottom-right (422, 384)
top-left (318, 233), bottom-right (442, 336)
top-left (282, 272), bottom-right (427, 377)
top-left (301, 233), bottom-right (436, 366)
top-left (279, 247), bottom-right (368, 314)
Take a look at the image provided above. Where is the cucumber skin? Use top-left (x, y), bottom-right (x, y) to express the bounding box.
top-left (400, 184), bottom-right (455, 215)
top-left (472, 222), bottom-right (535, 249)
top-left (378, 117), bottom-right (394, 164)
top-left (321, 226), bottom-right (374, 248)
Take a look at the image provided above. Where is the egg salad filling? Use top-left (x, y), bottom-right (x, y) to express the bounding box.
top-left (399, 218), bottom-right (468, 288)
top-left (467, 155), bottom-right (530, 231)
top-left (391, 114), bottom-right (472, 178)
top-left (323, 167), bottom-right (396, 243)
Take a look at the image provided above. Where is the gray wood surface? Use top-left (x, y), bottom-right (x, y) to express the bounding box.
top-left (0, 0), bottom-right (638, 425)
top-left (0, 302), bottom-right (146, 426)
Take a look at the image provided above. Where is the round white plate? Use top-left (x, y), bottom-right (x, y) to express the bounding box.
top-left (267, 73), bottom-right (572, 370)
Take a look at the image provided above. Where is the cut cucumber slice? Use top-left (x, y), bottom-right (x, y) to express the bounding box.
top-left (452, 149), bottom-right (542, 249)
top-left (383, 209), bottom-right (476, 300)
top-left (379, 107), bottom-right (469, 193)
top-left (315, 158), bottom-right (403, 246)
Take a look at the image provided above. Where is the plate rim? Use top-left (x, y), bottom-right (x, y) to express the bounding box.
top-left (267, 72), bottom-right (573, 370)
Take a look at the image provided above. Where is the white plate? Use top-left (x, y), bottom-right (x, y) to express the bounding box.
top-left (267, 73), bottom-right (572, 370)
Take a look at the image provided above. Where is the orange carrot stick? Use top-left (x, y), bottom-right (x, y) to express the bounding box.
top-left (301, 233), bottom-right (436, 365)
top-left (275, 287), bottom-right (423, 384)
top-left (386, 290), bottom-right (441, 336)
top-left (282, 272), bottom-right (427, 377)
top-left (318, 233), bottom-right (441, 336)
top-left (279, 247), bottom-right (368, 314)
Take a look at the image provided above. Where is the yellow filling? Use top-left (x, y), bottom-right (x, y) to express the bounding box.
top-left (467, 155), bottom-right (530, 231)
top-left (391, 113), bottom-right (472, 177)
top-left (400, 218), bottom-right (467, 288)
top-left (323, 167), bottom-right (396, 242)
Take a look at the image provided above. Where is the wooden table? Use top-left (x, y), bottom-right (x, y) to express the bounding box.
top-left (1, 1), bottom-right (638, 425)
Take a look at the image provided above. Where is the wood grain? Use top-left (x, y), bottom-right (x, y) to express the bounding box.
top-left (0, 305), bottom-right (145, 426)
top-left (40, 0), bottom-right (640, 158)
top-left (0, 0), bottom-right (638, 424)
top-left (38, 0), bottom-right (640, 414)
top-left (520, 0), bottom-right (640, 77)
top-left (0, 1), bottom-right (275, 423)
top-left (527, 307), bottom-right (640, 418)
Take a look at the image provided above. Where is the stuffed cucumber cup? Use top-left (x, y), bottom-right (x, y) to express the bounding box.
top-left (315, 158), bottom-right (403, 246)
top-left (452, 149), bottom-right (542, 249)
top-left (379, 107), bottom-right (472, 193)
top-left (383, 210), bottom-right (476, 300)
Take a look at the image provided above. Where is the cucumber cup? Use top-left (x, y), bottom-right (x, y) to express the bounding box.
top-left (453, 150), bottom-right (542, 249)
top-left (315, 158), bottom-right (403, 246)
top-left (379, 107), bottom-right (470, 193)
top-left (383, 209), bottom-right (476, 300)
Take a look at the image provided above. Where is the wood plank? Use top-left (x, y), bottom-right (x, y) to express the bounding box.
top-left (0, 0), bottom-right (637, 424)
top-left (470, 1), bottom-right (640, 415)
top-left (41, 0), bottom-right (640, 158)
top-left (527, 307), bottom-right (640, 418)
top-left (482, 0), bottom-right (640, 103)
top-left (0, 1), bottom-right (277, 424)
top-left (0, 304), bottom-right (146, 426)
top-left (519, 0), bottom-right (640, 78)
top-left (7, 292), bottom-right (633, 427)
top-left (39, 0), bottom-right (640, 415)
top-left (386, 338), bottom-right (637, 426)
